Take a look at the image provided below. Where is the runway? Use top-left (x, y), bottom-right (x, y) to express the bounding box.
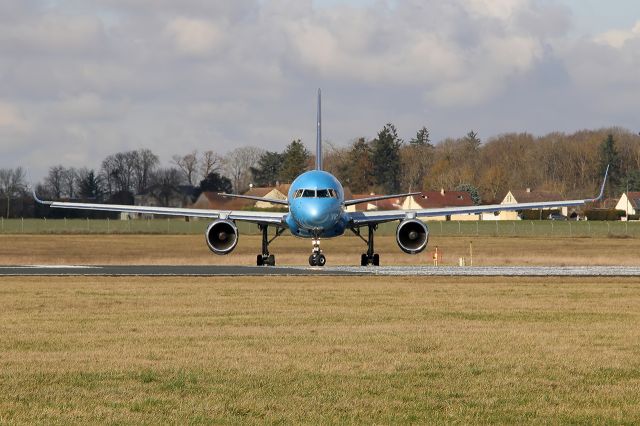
top-left (1, 265), bottom-right (640, 276)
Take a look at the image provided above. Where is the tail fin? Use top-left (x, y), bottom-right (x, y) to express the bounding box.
top-left (316, 88), bottom-right (322, 170)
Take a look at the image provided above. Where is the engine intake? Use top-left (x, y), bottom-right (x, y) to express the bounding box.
top-left (396, 219), bottom-right (429, 254)
top-left (205, 220), bottom-right (239, 255)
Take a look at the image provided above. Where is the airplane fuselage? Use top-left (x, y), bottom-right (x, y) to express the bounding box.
top-left (285, 170), bottom-right (349, 238)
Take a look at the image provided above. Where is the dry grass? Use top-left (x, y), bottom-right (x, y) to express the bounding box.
top-left (1, 275), bottom-right (640, 423)
top-left (1, 234), bottom-right (640, 266)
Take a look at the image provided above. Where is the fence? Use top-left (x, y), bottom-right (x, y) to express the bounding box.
top-left (1, 217), bottom-right (639, 238)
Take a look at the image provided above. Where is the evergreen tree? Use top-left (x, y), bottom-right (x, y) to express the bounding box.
top-left (279, 139), bottom-right (311, 182)
top-left (371, 123), bottom-right (403, 193)
top-left (622, 169), bottom-right (640, 193)
top-left (464, 130), bottom-right (481, 151)
top-left (78, 170), bottom-right (103, 200)
top-left (347, 137), bottom-right (374, 193)
top-left (250, 151), bottom-right (285, 187)
top-left (599, 133), bottom-right (621, 193)
top-left (198, 171), bottom-right (233, 194)
top-left (410, 126), bottom-right (432, 147)
top-left (456, 183), bottom-right (481, 205)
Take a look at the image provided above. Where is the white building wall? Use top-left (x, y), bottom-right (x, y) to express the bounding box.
top-left (615, 194), bottom-right (636, 215)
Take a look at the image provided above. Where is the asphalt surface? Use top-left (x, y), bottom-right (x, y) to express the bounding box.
top-left (1, 265), bottom-right (640, 276)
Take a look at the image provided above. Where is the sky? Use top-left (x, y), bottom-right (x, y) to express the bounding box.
top-left (1, 0), bottom-right (640, 181)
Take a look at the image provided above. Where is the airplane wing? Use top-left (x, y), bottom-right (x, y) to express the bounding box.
top-left (33, 192), bottom-right (287, 225)
top-left (218, 193), bottom-right (289, 205)
top-left (349, 166), bottom-right (609, 226)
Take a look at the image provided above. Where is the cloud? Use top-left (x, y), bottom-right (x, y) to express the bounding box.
top-left (166, 17), bottom-right (226, 56)
top-left (0, 102), bottom-right (29, 133)
top-left (0, 0), bottom-right (638, 180)
top-left (595, 20), bottom-right (640, 48)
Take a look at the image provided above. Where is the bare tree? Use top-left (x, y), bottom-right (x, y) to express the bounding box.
top-left (224, 146), bottom-right (264, 193)
top-left (133, 148), bottom-right (159, 194)
top-left (45, 165), bottom-right (66, 198)
top-left (100, 151), bottom-right (139, 194)
top-left (100, 155), bottom-right (117, 196)
top-left (62, 167), bottom-right (78, 198)
top-left (172, 151), bottom-right (199, 186)
top-left (150, 167), bottom-right (185, 206)
top-left (0, 167), bottom-right (27, 217)
top-left (200, 150), bottom-right (223, 180)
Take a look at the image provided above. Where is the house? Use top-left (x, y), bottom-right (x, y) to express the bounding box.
top-left (615, 192), bottom-right (640, 217)
top-left (345, 189), bottom-right (476, 220)
top-left (242, 184), bottom-right (290, 208)
top-left (401, 189), bottom-right (476, 221)
top-left (191, 191), bottom-right (254, 211)
top-left (344, 193), bottom-right (394, 212)
top-left (122, 185), bottom-right (196, 219)
top-left (497, 188), bottom-right (566, 220)
top-left (191, 184), bottom-right (290, 211)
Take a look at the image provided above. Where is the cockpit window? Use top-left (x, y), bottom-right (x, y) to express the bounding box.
top-left (296, 188), bottom-right (338, 198)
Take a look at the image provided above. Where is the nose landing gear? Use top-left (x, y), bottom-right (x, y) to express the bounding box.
top-left (308, 239), bottom-right (326, 266)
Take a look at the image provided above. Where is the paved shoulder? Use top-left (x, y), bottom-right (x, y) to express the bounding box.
top-left (1, 265), bottom-right (640, 276)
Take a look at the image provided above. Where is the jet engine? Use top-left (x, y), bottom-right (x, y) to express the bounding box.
top-left (205, 220), bottom-right (239, 255)
top-left (396, 219), bottom-right (429, 254)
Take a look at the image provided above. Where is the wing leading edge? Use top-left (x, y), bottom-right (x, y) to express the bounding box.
top-left (349, 166), bottom-right (609, 226)
top-left (33, 192), bottom-right (287, 225)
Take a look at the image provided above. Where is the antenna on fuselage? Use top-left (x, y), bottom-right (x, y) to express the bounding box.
top-left (316, 88), bottom-right (322, 171)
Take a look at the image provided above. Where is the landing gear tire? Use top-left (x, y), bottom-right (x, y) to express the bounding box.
top-left (257, 254), bottom-right (276, 266)
top-left (309, 253), bottom-right (327, 266)
top-left (360, 253), bottom-right (380, 266)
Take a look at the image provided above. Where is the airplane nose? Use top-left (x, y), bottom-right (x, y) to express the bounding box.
top-left (298, 201), bottom-right (337, 230)
top-left (304, 207), bottom-right (325, 227)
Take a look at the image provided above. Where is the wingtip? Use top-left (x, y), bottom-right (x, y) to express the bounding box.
top-left (32, 189), bottom-right (51, 205)
top-left (593, 164), bottom-right (610, 202)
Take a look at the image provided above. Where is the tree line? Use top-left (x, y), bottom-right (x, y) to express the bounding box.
top-left (323, 126), bottom-right (640, 203)
top-left (2, 125), bottom-right (639, 217)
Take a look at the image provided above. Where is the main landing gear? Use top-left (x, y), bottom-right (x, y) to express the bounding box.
top-left (256, 224), bottom-right (285, 266)
top-left (351, 225), bottom-right (380, 266)
top-left (308, 239), bottom-right (326, 266)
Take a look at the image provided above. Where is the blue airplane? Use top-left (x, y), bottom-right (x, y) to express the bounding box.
top-left (35, 90), bottom-right (609, 267)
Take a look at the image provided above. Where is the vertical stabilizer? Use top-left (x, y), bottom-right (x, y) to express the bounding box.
top-left (316, 88), bottom-right (322, 170)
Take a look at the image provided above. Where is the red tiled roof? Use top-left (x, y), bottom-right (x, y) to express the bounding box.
top-left (411, 191), bottom-right (474, 209)
top-left (369, 198), bottom-right (404, 210)
top-left (603, 197), bottom-right (621, 209)
top-left (624, 192), bottom-right (640, 209)
top-left (243, 184), bottom-right (291, 198)
top-left (191, 192), bottom-right (253, 210)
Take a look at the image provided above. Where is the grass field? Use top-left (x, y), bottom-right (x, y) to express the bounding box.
top-left (1, 276), bottom-right (640, 423)
top-left (2, 218), bottom-right (640, 238)
top-left (2, 234), bottom-right (640, 266)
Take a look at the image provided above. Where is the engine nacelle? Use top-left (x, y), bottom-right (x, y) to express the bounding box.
top-left (396, 219), bottom-right (429, 254)
top-left (205, 220), bottom-right (239, 255)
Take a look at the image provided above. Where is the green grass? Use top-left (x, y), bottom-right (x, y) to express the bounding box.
top-left (1, 217), bottom-right (639, 237)
top-left (1, 276), bottom-right (640, 423)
